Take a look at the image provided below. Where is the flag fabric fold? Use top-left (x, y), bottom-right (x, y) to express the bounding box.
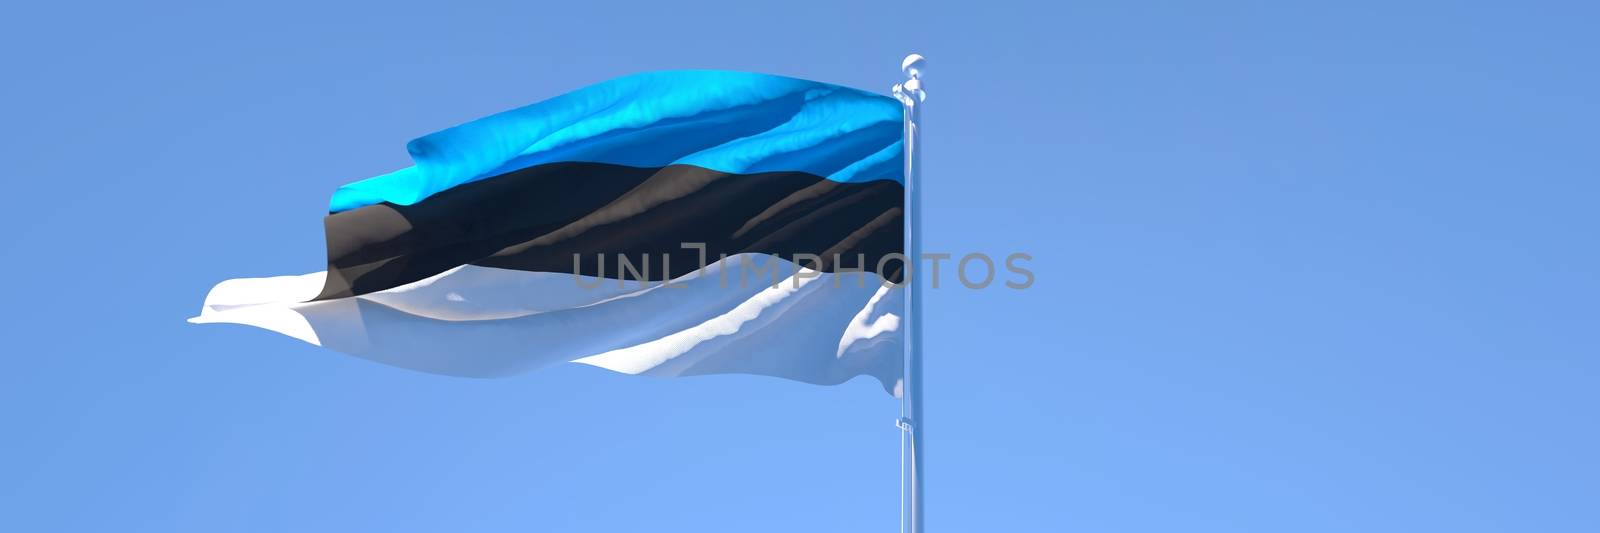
top-left (193, 70), bottom-right (906, 395)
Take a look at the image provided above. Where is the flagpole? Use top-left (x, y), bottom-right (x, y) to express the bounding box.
top-left (893, 53), bottom-right (927, 533)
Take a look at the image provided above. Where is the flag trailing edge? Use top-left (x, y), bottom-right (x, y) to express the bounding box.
top-left (193, 70), bottom-right (908, 395)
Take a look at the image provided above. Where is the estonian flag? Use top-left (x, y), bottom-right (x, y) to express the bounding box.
top-left (192, 71), bottom-right (906, 395)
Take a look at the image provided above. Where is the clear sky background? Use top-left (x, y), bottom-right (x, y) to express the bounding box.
top-left (3, 1), bottom-right (1596, 531)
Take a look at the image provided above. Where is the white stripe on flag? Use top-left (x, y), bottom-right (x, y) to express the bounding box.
top-left (191, 254), bottom-right (904, 395)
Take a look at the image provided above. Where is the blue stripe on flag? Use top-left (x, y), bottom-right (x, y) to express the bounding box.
top-left (329, 70), bottom-right (904, 212)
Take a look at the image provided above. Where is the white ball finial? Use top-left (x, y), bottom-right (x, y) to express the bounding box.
top-left (902, 54), bottom-right (926, 80)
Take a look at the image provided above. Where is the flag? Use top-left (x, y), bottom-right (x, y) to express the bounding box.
top-left (192, 70), bottom-right (907, 395)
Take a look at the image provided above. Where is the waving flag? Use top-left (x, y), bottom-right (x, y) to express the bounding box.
top-left (192, 71), bottom-right (907, 395)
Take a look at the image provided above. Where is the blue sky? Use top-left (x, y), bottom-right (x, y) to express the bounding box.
top-left (3, 1), bottom-right (1597, 531)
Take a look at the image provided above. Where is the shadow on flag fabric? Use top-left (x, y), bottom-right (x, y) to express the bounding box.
top-left (191, 71), bottom-right (907, 396)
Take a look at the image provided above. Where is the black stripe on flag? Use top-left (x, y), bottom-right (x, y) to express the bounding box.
top-left (317, 162), bottom-right (904, 299)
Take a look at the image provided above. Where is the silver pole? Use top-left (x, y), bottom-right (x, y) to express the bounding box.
top-left (893, 53), bottom-right (926, 533)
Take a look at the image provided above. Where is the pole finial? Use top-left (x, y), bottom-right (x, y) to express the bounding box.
top-left (893, 54), bottom-right (927, 104)
top-left (901, 54), bottom-right (926, 80)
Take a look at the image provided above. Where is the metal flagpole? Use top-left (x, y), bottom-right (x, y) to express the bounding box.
top-left (893, 53), bottom-right (926, 533)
